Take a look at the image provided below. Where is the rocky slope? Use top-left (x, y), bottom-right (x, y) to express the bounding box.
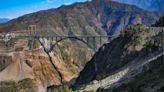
top-left (99, 16), bottom-right (164, 92)
top-left (73, 24), bottom-right (164, 91)
top-left (103, 55), bottom-right (164, 92)
top-left (0, 0), bottom-right (161, 37)
top-left (0, 38), bottom-right (92, 92)
top-left (112, 0), bottom-right (164, 13)
top-left (74, 49), bottom-right (163, 92)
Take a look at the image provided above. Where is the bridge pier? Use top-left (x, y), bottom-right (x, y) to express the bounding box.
top-left (99, 36), bottom-right (102, 47)
top-left (92, 37), bottom-right (96, 51)
top-left (86, 36), bottom-right (89, 47)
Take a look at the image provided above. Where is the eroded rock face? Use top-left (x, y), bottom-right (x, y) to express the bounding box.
top-left (0, 38), bottom-right (93, 92)
top-left (0, 52), bottom-right (33, 81)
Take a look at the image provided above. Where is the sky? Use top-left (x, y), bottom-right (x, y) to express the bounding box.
top-left (0, 0), bottom-right (87, 19)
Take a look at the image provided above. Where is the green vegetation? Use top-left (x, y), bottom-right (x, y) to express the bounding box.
top-left (0, 78), bottom-right (38, 92)
top-left (0, 81), bottom-right (17, 92)
top-left (115, 24), bottom-right (163, 65)
top-left (146, 31), bottom-right (164, 48)
top-left (50, 85), bottom-right (72, 92)
top-left (17, 78), bottom-right (38, 92)
top-left (122, 24), bottom-right (163, 59)
top-left (125, 24), bottom-right (150, 52)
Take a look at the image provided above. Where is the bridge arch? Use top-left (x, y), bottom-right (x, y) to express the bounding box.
top-left (49, 36), bottom-right (95, 52)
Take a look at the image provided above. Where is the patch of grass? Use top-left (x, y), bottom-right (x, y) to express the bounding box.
top-left (17, 78), bottom-right (38, 92)
top-left (50, 85), bottom-right (72, 92)
top-left (0, 81), bottom-right (17, 92)
top-left (0, 78), bottom-right (38, 92)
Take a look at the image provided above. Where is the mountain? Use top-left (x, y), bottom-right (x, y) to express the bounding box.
top-left (74, 24), bottom-right (164, 91)
top-left (112, 0), bottom-right (164, 13)
top-left (0, 0), bottom-right (163, 91)
top-left (0, 18), bottom-right (10, 24)
top-left (0, 0), bottom-right (161, 37)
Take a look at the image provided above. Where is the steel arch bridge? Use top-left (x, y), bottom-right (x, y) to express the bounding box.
top-left (33, 35), bottom-right (109, 52)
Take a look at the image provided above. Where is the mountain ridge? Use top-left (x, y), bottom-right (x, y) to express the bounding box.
top-left (112, 0), bottom-right (164, 12)
top-left (0, 0), bottom-right (161, 37)
top-left (0, 18), bottom-right (10, 24)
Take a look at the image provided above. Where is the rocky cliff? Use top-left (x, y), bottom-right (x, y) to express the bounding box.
top-left (74, 24), bottom-right (164, 91)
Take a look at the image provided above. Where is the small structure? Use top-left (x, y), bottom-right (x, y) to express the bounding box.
top-left (27, 25), bottom-right (37, 34)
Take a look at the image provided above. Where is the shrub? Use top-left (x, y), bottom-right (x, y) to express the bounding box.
top-left (50, 85), bottom-right (72, 92)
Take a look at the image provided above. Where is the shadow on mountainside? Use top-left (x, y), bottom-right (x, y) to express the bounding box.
top-left (72, 25), bottom-right (164, 92)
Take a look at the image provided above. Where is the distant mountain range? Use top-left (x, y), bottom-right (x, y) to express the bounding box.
top-left (0, 18), bottom-right (10, 23)
top-left (0, 0), bottom-right (161, 37)
top-left (112, 0), bottom-right (164, 12)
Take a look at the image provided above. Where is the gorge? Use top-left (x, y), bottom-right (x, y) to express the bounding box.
top-left (0, 0), bottom-right (163, 92)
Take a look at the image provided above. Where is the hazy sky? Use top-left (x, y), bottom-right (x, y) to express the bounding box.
top-left (0, 0), bottom-right (87, 19)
